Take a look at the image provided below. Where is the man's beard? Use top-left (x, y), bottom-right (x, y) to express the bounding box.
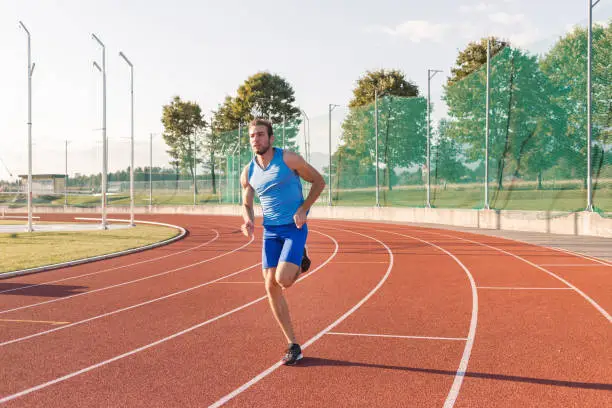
top-left (255, 144), bottom-right (270, 155)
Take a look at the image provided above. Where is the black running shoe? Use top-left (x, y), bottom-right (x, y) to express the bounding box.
top-left (282, 343), bottom-right (303, 365)
top-left (301, 251), bottom-right (311, 273)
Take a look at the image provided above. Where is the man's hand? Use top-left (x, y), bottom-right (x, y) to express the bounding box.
top-left (241, 220), bottom-right (254, 238)
top-left (293, 206), bottom-right (308, 229)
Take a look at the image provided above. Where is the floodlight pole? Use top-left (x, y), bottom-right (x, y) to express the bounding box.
top-left (485, 38), bottom-right (491, 210)
top-left (92, 33), bottom-right (108, 230)
top-left (119, 51), bottom-right (135, 225)
top-left (427, 69), bottom-right (442, 208)
top-left (328, 104), bottom-right (339, 206)
top-left (19, 21), bottom-right (34, 232)
top-left (586, 0), bottom-right (600, 212)
top-left (374, 90), bottom-right (380, 207)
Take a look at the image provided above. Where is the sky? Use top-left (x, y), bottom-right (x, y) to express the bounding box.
top-left (1, 0), bottom-right (610, 179)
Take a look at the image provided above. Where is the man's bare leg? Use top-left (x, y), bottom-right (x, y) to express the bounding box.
top-left (263, 265), bottom-right (298, 344)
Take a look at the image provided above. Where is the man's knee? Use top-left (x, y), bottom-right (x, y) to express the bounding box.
top-left (275, 264), bottom-right (299, 289)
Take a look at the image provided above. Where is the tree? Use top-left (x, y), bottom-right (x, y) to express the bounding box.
top-left (443, 44), bottom-right (562, 204)
top-left (213, 72), bottom-right (302, 157)
top-left (540, 22), bottom-right (611, 194)
top-left (349, 69), bottom-right (419, 108)
top-left (447, 37), bottom-right (509, 86)
top-left (334, 69), bottom-right (424, 196)
top-left (431, 119), bottom-right (469, 184)
top-left (161, 96), bottom-right (207, 192)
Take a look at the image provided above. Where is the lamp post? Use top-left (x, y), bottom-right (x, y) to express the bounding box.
top-left (328, 104), bottom-right (340, 206)
top-left (92, 33), bottom-right (108, 230)
top-left (19, 21), bottom-right (34, 232)
top-left (586, 0), bottom-right (601, 212)
top-left (426, 69), bottom-right (442, 208)
top-left (118, 51), bottom-right (135, 225)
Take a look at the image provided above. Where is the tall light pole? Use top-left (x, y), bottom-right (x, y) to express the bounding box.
top-left (426, 69), bottom-right (442, 208)
top-left (149, 133), bottom-right (153, 211)
top-left (92, 33), bottom-right (107, 230)
top-left (328, 104), bottom-right (339, 206)
top-left (374, 90), bottom-right (380, 207)
top-left (65, 140), bottom-right (70, 207)
top-left (19, 21), bottom-right (34, 232)
top-left (118, 51), bottom-right (135, 225)
top-left (282, 115), bottom-right (286, 150)
top-left (485, 39), bottom-right (491, 210)
top-left (586, 0), bottom-right (600, 212)
top-left (193, 131), bottom-right (197, 206)
top-left (301, 109), bottom-right (310, 161)
top-left (238, 122), bottom-right (242, 205)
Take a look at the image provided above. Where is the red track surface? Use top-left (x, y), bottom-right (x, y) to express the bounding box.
top-left (1, 214), bottom-right (610, 407)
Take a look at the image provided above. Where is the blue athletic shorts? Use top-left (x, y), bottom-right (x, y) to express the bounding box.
top-left (262, 223), bottom-right (308, 269)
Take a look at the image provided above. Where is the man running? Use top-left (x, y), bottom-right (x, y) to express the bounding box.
top-left (240, 118), bottom-right (326, 365)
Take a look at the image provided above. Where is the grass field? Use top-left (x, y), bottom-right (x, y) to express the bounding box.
top-left (1, 184), bottom-right (610, 214)
top-left (0, 224), bottom-right (180, 274)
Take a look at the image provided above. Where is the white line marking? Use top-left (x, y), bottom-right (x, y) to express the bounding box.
top-left (477, 287), bottom-right (572, 290)
top-left (538, 264), bottom-right (609, 267)
top-left (0, 231), bottom-right (339, 403)
top-left (208, 228), bottom-right (392, 408)
top-left (1, 263), bottom-right (260, 347)
top-left (0, 229), bottom-right (221, 295)
top-left (376, 229), bottom-right (478, 408)
top-left (214, 282), bottom-right (262, 284)
top-left (0, 319), bottom-right (70, 325)
top-left (430, 231), bottom-right (612, 323)
top-left (536, 245), bottom-right (612, 267)
top-left (326, 332), bottom-right (467, 341)
top-left (333, 261), bottom-right (388, 264)
top-left (0, 236), bottom-right (254, 315)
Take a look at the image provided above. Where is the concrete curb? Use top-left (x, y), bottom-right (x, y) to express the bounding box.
top-left (0, 218), bottom-right (186, 280)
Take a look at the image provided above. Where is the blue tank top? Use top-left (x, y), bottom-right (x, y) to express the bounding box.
top-left (248, 148), bottom-right (304, 226)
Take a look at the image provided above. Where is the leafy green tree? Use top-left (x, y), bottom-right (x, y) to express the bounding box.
top-left (431, 119), bottom-right (469, 184)
top-left (334, 69), bottom-right (424, 194)
top-left (447, 37), bottom-right (509, 86)
top-left (161, 96), bottom-right (207, 190)
top-left (540, 22), bottom-right (611, 193)
top-left (444, 45), bottom-right (561, 199)
top-left (213, 72), bottom-right (302, 159)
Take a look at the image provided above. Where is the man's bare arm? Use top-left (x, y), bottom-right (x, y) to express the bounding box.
top-left (284, 150), bottom-right (326, 211)
top-left (240, 165), bottom-right (255, 237)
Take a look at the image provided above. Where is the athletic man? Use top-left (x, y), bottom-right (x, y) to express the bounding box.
top-left (240, 118), bottom-right (326, 365)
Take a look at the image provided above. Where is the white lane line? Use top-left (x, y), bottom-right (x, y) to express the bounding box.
top-left (0, 319), bottom-right (70, 326)
top-left (376, 229), bottom-right (478, 408)
top-left (444, 229), bottom-right (612, 267)
top-left (333, 261), bottom-right (388, 264)
top-left (0, 229), bottom-right (221, 295)
top-left (530, 244), bottom-right (612, 267)
top-left (0, 230), bottom-right (339, 404)
top-left (1, 263), bottom-right (259, 347)
top-left (430, 231), bottom-right (612, 324)
top-left (0, 236), bottom-right (254, 315)
top-left (208, 227), bottom-right (392, 408)
top-left (538, 264), bottom-right (610, 267)
top-left (214, 282), bottom-right (262, 284)
top-left (326, 332), bottom-right (467, 341)
top-left (477, 287), bottom-right (572, 290)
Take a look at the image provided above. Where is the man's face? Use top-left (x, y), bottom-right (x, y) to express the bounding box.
top-left (249, 125), bottom-right (274, 155)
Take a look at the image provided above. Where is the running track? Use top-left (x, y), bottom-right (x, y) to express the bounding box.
top-left (1, 214), bottom-right (610, 407)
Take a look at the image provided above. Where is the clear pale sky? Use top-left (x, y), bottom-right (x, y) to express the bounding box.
top-left (1, 0), bottom-right (610, 179)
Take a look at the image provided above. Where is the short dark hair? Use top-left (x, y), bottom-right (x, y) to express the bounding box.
top-left (249, 118), bottom-right (273, 137)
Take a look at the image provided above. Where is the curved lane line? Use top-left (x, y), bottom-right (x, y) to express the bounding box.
top-left (0, 235), bottom-right (255, 315)
top-left (0, 230), bottom-right (339, 404)
top-left (208, 226), bottom-right (393, 408)
top-left (428, 230), bottom-right (611, 323)
top-left (374, 229), bottom-right (478, 408)
top-left (0, 229), bottom-right (221, 295)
